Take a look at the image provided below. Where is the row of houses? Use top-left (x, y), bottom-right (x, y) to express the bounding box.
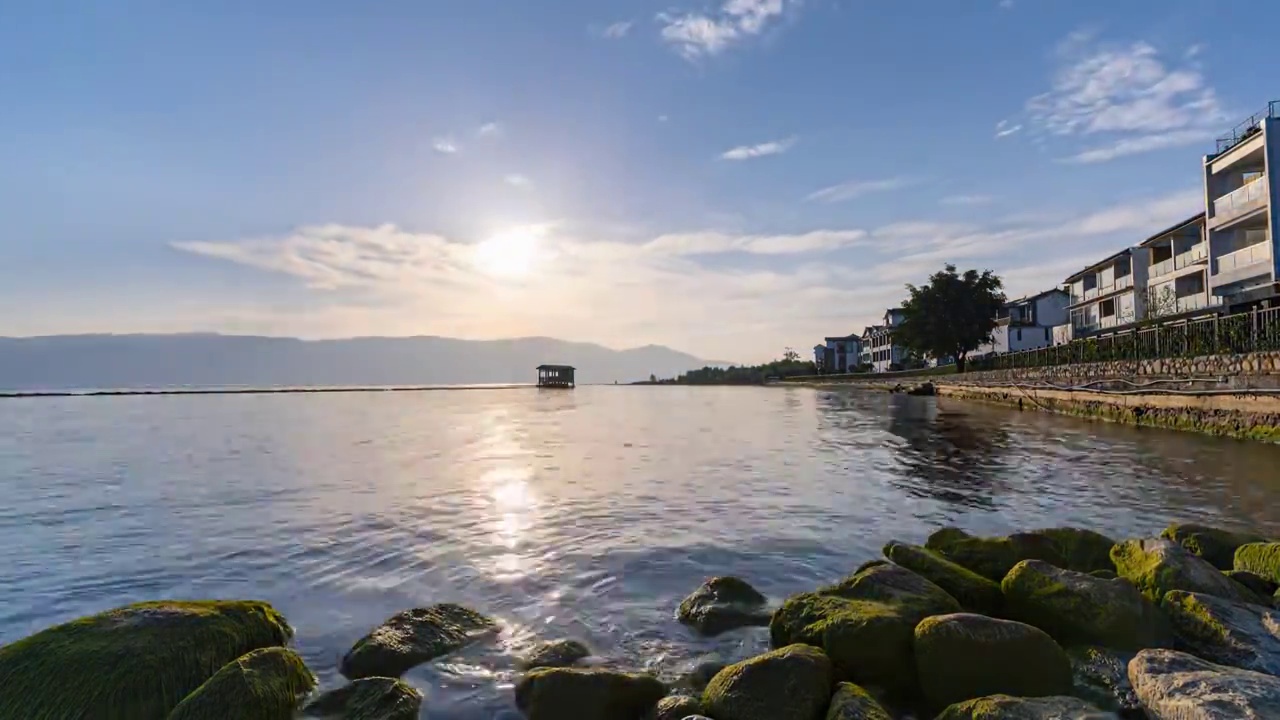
top-left (814, 99), bottom-right (1280, 373)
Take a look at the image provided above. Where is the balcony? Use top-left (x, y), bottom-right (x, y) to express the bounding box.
top-left (1214, 101), bottom-right (1279, 155)
top-left (1216, 241), bottom-right (1272, 275)
top-left (1212, 176), bottom-right (1268, 226)
top-left (1149, 244), bottom-right (1209, 280)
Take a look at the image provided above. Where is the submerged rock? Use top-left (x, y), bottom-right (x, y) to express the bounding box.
top-left (702, 644), bottom-right (833, 720)
top-left (340, 604), bottom-right (496, 679)
top-left (1226, 570), bottom-right (1279, 599)
top-left (520, 639), bottom-right (591, 669)
top-left (1234, 542), bottom-right (1280, 584)
top-left (1162, 590), bottom-right (1280, 675)
top-left (769, 562), bottom-right (960, 697)
top-left (935, 695), bottom-right (1113, 719)
top-left (303, 677), bottom-right (423, 720)
top-left (1110, 538), bottom-right (1259, 604)
top-left (1128, 648), bottom-right (1280, 719)
top-left (0, 599), bottom-right (292, 720)
top-left (883, 541), bottom-right (1003, 615)
top-left (168, 647), bottom-right (316, 720)
top-left (676, 576), bottom-right (770, 636)
top-left (1067, 646), bottom-right (1142, 718)
top-left (515, 668), bottom-right (666, 720)
top-left (1161, 522), bottom-right (1266, 571)
top-left (925, 527), bottom-right (1116, 581)
top-left (913, 613), bottom-right (1073, 711)
top-left (648, 693), bottom-right (703, 720)
top-left (825, 682), bottom-right (893, 720)
top-left (1001, 559), bottom-right (1172, 650)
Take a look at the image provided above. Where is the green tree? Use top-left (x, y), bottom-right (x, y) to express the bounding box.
top-left (896, 264), bottom-right (1005, 373)
top-left (782, 347), bottom-right (800, 362)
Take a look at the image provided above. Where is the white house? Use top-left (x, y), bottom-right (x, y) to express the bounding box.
top-left (977, 289), bottom-right (1070, 355)
top-left (1064, 248), bottom-right (1149, 336)
top-left (864, 308), bottom-right (907, 372)
top-left (821, 334), bottom-right (862, 373)
top-left (1203, 101), bottom-right (1280, 311)
top-left (1140, 212), bottom-right (1216, 319)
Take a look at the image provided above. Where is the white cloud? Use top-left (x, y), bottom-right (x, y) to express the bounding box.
top-left (659, 0), bottom-right (795, 59)
top-left (477, 122), bottom-right (502, 138)
top-left (644, 229), bottom-right (868, 255)
top-left (601, 21), bottom-right (634, 38)
top-left (805, 177), bottom-right (913, 203)
top-left (504, 173), bottom-right (531, 187)
top-left (432, 138), bottom-right (459, 154)
top-left (999, 0), bottom-right (1015, 8)
top-left (1062, 129), bottom-right (1215, 164)
top-left (658, 115), bottom-right (670, 123)
top-left (995, 120), bottom-right (1022, 138)
top-left (1185, 43), bottom-right (1205, 60)
top-left (940, 194), bottom-right (997, 206)
top-left (720, 136), bottom-right (796, 160)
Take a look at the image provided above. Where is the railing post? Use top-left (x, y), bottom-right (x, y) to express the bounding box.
top-left (1253, 308), bottom-right (1260, 352)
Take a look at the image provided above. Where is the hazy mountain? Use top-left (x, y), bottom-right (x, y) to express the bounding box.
top-left (0, 334), bottom-right (729, 391)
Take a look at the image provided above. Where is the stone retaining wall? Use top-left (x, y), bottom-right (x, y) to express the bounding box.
top-left (961, 350), bottom-right (1280, 387)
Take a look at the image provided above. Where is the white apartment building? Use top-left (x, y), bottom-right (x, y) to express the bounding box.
top-left (863, 308), bottom-right (907, 372)
top-left (1140, 212), bottom-right (1215, 319)
top-left (820, 334), bottom-right (861, 373)
top-left (1203, 102), bottom-right (1280, 310)
top-left (1064, 248), bottom-right (1149, 336)
top-left (977, 289), bottom-right (1070, 355)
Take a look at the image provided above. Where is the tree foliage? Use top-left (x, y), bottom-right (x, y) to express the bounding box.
top-left (895, 264), bottom-right (1005, 372)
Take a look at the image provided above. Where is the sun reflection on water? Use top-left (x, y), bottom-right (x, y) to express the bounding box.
top-left (482, 464), bottom-right (538, 581)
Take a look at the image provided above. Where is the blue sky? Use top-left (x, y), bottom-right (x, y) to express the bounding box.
top-left (1, 0), bottom-right (1274, 363)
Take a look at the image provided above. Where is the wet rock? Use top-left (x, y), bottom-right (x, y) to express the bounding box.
top-left (514, 668), bottom-right (666, 720)
top-left (1110, 538), bottom-right (1259, 604)
top-left (169, 647), bottom-right (316, 720)
top-left (0, 599), bottom-right (292, 720)
top-left (824, 682), bottom-right (893, 720)
top-left (906, 382), bottom-right (936, 396)
top-left (883, 541), bottom-right (1003, 615)
top-left (770, 562), bottom-right (960, 697)
top-left (1067, 646), bottom-right (1142, 718)
top-left (520, 639), bottom-right (591, 669)
top-left (341, 604), bottom-right (497, 679)
top-left (1001, 559), bottom-right (1172, 650)
top-left (303, 677), bottom-right (422, 720)
top-left (1161, 522), bottom-right (1266, 571)
top-left (1089, 569), bottom-right (1118, 580)
top-left (925, 527), bottom-right (1116, 581)
top-left (935, 695), bottom-right (1113, 719)
top-left (647, 694), bottom-right (703, 720)
top-left (1162, 590), bottom-right (1280, 675)
top-left (1128, 648), bottom-right (1280, 719)
top-left (1234, 542), bottom-right (1280, 584)
top-left (680, 661), bottom-right (727, 693)
top-left (913, 613), bottom-right (1073, 711)
top-left (702, 644), bottom-right (833, 720)
top-left (676, 577), bottom-right (770, 636)
top-left (1226, 570), bottom-right (1279, 599)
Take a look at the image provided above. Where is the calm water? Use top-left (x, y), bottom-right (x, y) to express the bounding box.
top-left (4, 386), bottom-right (1280, 717)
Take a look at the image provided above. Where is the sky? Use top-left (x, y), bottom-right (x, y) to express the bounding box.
top-left (1, 0), bottom-right (1275, 364)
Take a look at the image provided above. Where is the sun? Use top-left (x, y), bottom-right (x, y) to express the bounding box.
top-left (472, 227), bottom-right (540, 278)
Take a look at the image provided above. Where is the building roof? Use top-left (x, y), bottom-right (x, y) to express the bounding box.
top-left (536, 364), bottom-right (575, 370)
top-left (1063, 247), bottom-right (1137, 283)
top-left (824, 333), bottom-right (860, 342)
top-left (1137, 212), bottom-right (1207, 247)
top-left (1005, 287), bottom-right (1069, 306)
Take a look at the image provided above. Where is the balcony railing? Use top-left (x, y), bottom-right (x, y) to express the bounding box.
top-left (1214, 101), bottom-right (1279, 155)
top-left (1215, 241), bottom-right (1273, 275)
top-left (1212, 176), bottom-right (1268, 224)
top-left (1149, 244), bottom-right (1209, 279)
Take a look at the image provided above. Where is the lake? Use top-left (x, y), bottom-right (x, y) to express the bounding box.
top-left (3, 385), bottom-right (1280, 718)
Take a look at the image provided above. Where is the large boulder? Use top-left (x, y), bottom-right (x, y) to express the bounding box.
top-left (0, 599), bottom-right (292, 720)
top-left (1161, 523), bottom-right (1266, 571)
top-left (1226, 570), bottom-right (1279, 598)
top-left (677, 576), bottom-right (770, 636)
top-left (515, 668), bottom-right (666, 720)
top-left (935, 695), bottom-right (1113, 719)
top-left (1110, 538), bottom-right (1259, 604)
top-left (925, 527), bottom-right (1116, 581)
top-left (1067, 646), bottom-right (1142, 719)
top-left (303, 677), bottom-right (423, 720)
top-left (341, 604), bottom-right (496, 679)
top-left (913, 613), bottom-right (1073, 711)
top-left (1162, 590), bottom-right (1280, 675)
top-left (769, 562), bottom-right (960, 697)
top-left (1000, 559), bottom-right (1172, 650)
top-left (168, 647), bottom-right (316, 720)
top-left (824, 682), bottom-right (893, 720)
top-left (679, 661), bottom-right (727, 693)
top-left (1234, 542), bottom-right (1280, 584)
top-left (648, 693), bottom-right (703, 720)
top-left (883, 541), bottom-right (1002, 615)
top-left (1128, 648), bottom-right (1280, 719)
top-left (520, 639), bottom-right (591, 669)
top-left (702, 644), bottom-right (833, 720)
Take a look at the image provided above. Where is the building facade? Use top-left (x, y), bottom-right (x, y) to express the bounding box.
top-left (864, 308), bottom-right (907, 372)
top-left (821, 335), bottom-right (862, 374)
top-left (1140, 212), bottom-right (1215, 320)
top-left (977, 289), bottom-right (1070, 355)
top-left (1064, 248), bottom-right (1149, 336)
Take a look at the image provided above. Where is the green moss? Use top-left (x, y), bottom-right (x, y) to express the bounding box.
top-left (825, 682), bottom-right (893, 720)
top-left (1111, 538), bottom-right (1258, 604)
top-left (652, 694), bottom-right (703, 720)
top-left (935, 694), bottom-right (1111, 719)
top-left (1234, 543), bottom-right (1280, 584)
top-left (924, 527), bottom-right (1116, 581)
top-left (520, 639), bottom-right (591, 670)
top-left (341, 604), bottom-right (496, 679)
top-left (1160, 591), bottom-right (1233, 654)
top-left (1161, 523), bottom-right (1266, 571)
top-left (702, 645), bottom-right (833, 720)
top-left (883, 541), bottom-right (1002, 615)
top-left (303, 677), bottom-right (423, 720)
top-left (0, 599), bottom-right (292, 720)
top-left (167, 647), bottom-right (315, 720)
top-left (514, 668), bottom-right (667, 720)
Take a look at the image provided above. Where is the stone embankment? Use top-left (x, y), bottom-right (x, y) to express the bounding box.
top-left (8, 521), bottom-right (1280, 718)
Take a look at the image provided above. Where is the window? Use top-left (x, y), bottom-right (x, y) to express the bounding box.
top-left (1100, 299), bottom-right (1116, 318)
top-left (1015, 329), bottom-right (1022, 341)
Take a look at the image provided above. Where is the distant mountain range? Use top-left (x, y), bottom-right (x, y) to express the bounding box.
top-left (0, 334), bottom-right (729, 391)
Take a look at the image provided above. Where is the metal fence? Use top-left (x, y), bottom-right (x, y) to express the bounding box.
top-left (969, 305), bottom-right (1280, 371)
top-left (1215, 101), bottom-right (1279, 155)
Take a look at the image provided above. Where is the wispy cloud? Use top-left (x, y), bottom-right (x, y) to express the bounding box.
top-left (659, 0), bottom-right (797, 60)
top-left (504, 173), bottom-right (530, 187)
top-left (720, 136), bottom-right (796, 160)
top-left (432, 138), bottom-right (459, 154)
top-left (995, 120), bottom-right (1022, 138)
top-left (999, 0), bottom-right (1015, 9)
top-left (940, 194), bottom-right (997, 206)
top-left (1184, 43), bottom-right (1205, 60)
top-left (805, 177), bottom-right (913, 203)
top-left (477, 122), bottom-right (502, 138)
top-left (645, 229), bottom-right (868, 255)
top-left (600, 20), bottom-right (634, 38)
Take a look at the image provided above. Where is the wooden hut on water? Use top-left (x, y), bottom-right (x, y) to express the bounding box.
top-left (536, 364), bottom-right (576, 388)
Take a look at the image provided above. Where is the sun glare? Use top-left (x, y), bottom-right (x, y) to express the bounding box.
top-left (473, 227), bottom-right (540, 278)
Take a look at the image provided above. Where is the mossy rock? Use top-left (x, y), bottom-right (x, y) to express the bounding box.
top-left (676, 576), bottom-right (770, 636)
top-left (302, 677), bottom-right (423, 720)
top-left (1234, 542), bottom-right (1280, 584)
top-left (769, 563), bottom-right (960, 697)
top-left (0, 599), bottom-right (292, 720)
top-left (1227, 570), bottom-right (1279, 599)
top-left (1001, 559), bottom-right (1172, 651)
top-left (168, 647), bottom-right (316, 720)
top-left (648, 693), bottom-right (703, 720)
top-left (1111, 538), bottom-right (1260, 604)
top-left (1161, 522), bottom-right (1266, 571)
top-left (514, 668), bottom-right (666, 720)
top-left (1088, 570), bottom-right (1117, 580)
top-left (1066, 646), bottom-right (1141, 718)
top-left (702, 644), bottom-right (832, 720)
top-left (341, 604), bottom-right (496, 679)
top-left (679, 661), bottom-right (727, 693)
top-left (913, 613), bottom-right (1073, 711)
top-left (935, 694), bottom-right (1113, 719)
top-left (824, 682), bottom-right (892, 720)
top-left (520, 639), bottom-right (591, 669)
top-left (1162, 590), bottom-right (1280, 676)
top-left (883, 541), bottom-right (1002, 615)
top-left (925, 527), bottom-right (1116, 581)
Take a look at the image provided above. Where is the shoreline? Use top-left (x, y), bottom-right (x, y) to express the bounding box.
top-left (0, 384), bottom-right (534, 399)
